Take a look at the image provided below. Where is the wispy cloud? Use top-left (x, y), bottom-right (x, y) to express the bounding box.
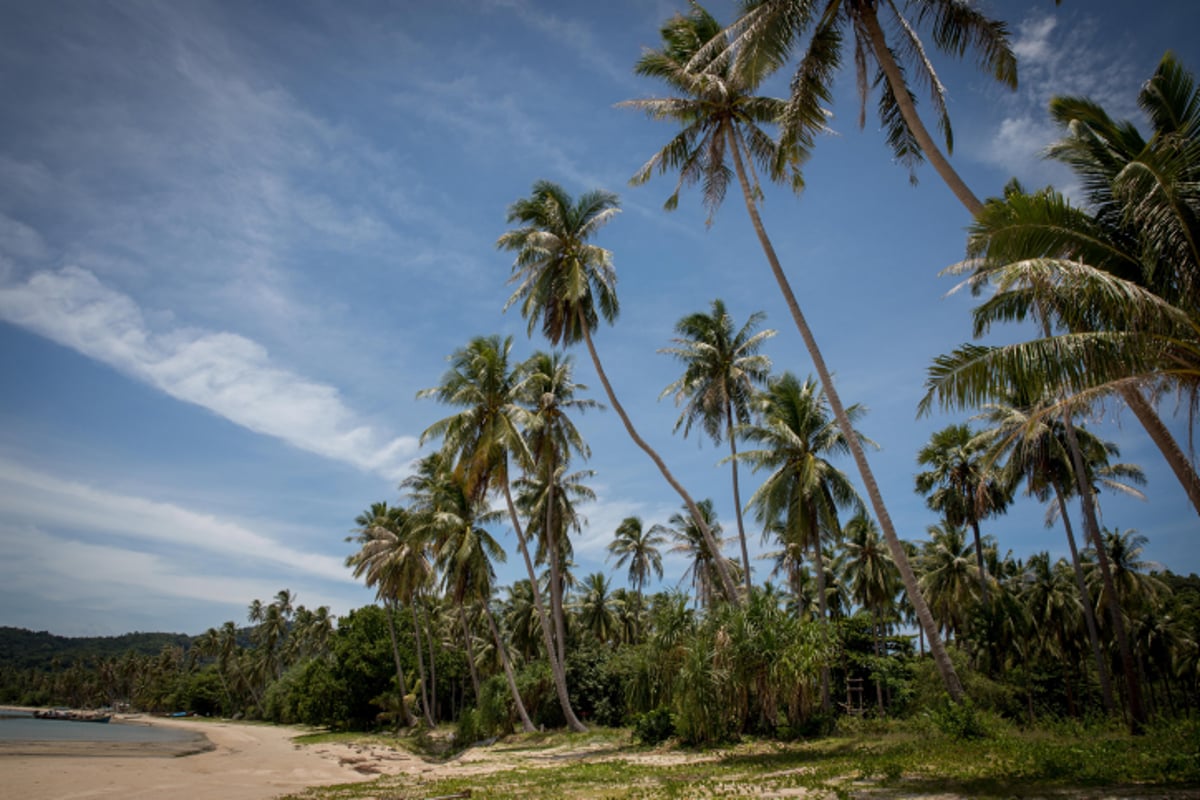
top-left (971, 11), bottom-right (1142, 197)
top-left (0, 267), bottom-right (417, 478)
top-left (0, 458), bottom-right (353, 582)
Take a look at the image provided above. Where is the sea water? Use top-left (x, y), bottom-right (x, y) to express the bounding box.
top-left (0, 710), bottom-right (197, 744)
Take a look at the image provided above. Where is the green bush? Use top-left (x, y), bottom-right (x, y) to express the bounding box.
top-left (633, 707), bottom-right (674, 745)
top-left (924, 696), bottom-right (991, 740)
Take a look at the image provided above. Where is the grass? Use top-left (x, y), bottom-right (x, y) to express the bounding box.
top-left (280, 715), bottom-right (1200, 800)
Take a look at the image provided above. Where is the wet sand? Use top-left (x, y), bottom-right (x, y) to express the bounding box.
top-left (1, 715), bottom-right (385, 800)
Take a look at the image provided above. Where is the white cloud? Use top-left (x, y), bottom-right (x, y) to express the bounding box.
top-left (0, 458), bottom-right (352, 583)
top-left (0, 267), bottom-right (417, 478)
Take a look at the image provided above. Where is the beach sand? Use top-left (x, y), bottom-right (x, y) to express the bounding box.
top-left (0, 715), bottom-right (395, 800)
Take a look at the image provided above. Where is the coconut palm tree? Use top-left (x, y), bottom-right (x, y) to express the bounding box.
top-left (915, 423), bottom-right (1010, 604)
top-left (576, 572), bottom-right (621, 644)
top-left (841, 510), bottom-right (898, 711)
top-left (737, 372), bottom-right (864, 711)
top-left (497, 178), bottom-right (740, 609)
top-left (917, 523), bottom-right (980, 644)
top-left (418, 335), bottom-right (586, 731)
top-left (623, 2), bottom-right (964, 700)
top-left (608, 516), bottom-right (668, 639)
top-left (720, 0), bottom-right (1017, 215)
top-left (660, 299), bottom-right (776, 594)
top-left (346, 500), bottom-right (428, 726)
top-left (418, 459), bottom-right (536, 732)
top-left (520, 349), bottom-right (598, 668)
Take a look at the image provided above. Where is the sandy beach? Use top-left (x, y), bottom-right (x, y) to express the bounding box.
top-left (0, 714), bottom-right (399, 800)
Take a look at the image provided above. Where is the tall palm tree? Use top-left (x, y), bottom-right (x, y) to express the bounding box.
top-left (497, 178), bottom-right (740, 608)
top-left (623, 2), bottom-right (964, 700)
top-left (419, 335), bottom-right (586, 731)
top-left (973, 397), bottom-right (1118, 713)
top-left (660, 299), bottom-right (776, 594)
top-left (419, 460), bottom-right (536, 732)
top-left (738, 372), bottom-right (864, 711)
top-left (914, 423), bottom-right (1010, 604)
top-left (721, 0), bottom-right (1017, 215)
top-left (842, 510), bottom-right (899, 712)
top-left (608, 516), bottom-right (668, 617)
top-left (575, 572), bottom-right (621, 644)
top-left (521, 350), bottom-right (598, 669)
top-left (917, 523), bottom-right (979, 644)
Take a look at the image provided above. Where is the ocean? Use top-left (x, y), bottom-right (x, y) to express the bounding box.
top-left (0, 710), bottom-right (199, 744)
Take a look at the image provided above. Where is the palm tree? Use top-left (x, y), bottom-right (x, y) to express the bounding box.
top-left (608, 516), bottom-right (668, 620)
top-left (623, 2), bottom-right (964, 700)
top-left (419, 460), bottom-right (536, 732)
top-left (521, 349), bottom-right (598, 669)
top-left (973, 396), bottom-right (1118, 713)
top-left (576, 572), bottom-right (621, 644)
top-left (917, 523), bottom-right (980, 644)
top-left (738, 372), bottom-right (864, 711)
top-left (497, 178), bottom-right (739, 608)
top-left (921, 54), bottom-right (1200, 516)
top-left (915, 423), bottom-right (1010, 604)
top-left (721, 0), bottom-right (1017, 215)
top-left (418, 335), bottom-right (586, 731)
top-left (660, 299), bottom-right (776, 594)
top-left (346, 501), bottom-right (425, 727)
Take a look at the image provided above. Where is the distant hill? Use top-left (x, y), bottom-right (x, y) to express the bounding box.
top-left (0, 626), bottom-right (195, 670)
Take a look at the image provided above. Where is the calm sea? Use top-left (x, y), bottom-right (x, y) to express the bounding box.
top-left (0, 710), bottom-right (197, 744)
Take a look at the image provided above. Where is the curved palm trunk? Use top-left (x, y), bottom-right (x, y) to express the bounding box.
top-left (577, 310), bottom-right (741, 605)
top-left (860, 8), bottom-right (985, 217)
top-left (409, 601), bottom-right (435, 727)
top-left (483, 602), bottom-right (537, 733)
top-left (1062, 415), bottom-right (1147, 733)
top-left (726, 126), bottom-right (964, 701)
top-left (1052, 480), bottom-right (1116, 714)
top-left (386, 599), bottom-right (417, 727)
top-left (727, 403), bottom-right (753, 596)
top-left (422, 602), bottom-right (439, 724)
top-left (501, 481), bottom-right (588, 732)
top-left (1120, 386), bottom-right (1200, 517)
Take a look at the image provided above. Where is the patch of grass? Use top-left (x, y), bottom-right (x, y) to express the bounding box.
top-left (283, 716), bottom-right (1200, 800)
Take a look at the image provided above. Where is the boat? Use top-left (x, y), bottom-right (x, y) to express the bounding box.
top-left (34, 708), bottom-right (112, 723)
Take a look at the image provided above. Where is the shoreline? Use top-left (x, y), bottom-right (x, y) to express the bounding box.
top-left (0, 710), bottom-right (387, 800)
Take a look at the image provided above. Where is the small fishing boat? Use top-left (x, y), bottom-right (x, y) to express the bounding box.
top-left (34, 708), bottom-right (112, 723)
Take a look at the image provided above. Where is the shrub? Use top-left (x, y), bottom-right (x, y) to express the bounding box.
top-left (633, 707), bottom-right (674, 745)
top-left (925, 696), bottom-right (990, 740)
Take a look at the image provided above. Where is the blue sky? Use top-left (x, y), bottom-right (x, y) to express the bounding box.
top-left (0, 0), bottom-right (1196, 636)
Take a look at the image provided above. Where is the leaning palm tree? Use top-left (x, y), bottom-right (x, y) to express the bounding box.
top-left (498, 179), bottom-right (740, 607)
top-left (623, 2), bottom-right (964, 699)
top-left (738, 371), bottom-right (864, 711)
top-left (660, 299), bottom-right (776, 594)
top-left (719, 0), bottom-right (1017, 215)
top-left (914, 423), bottom-right (1010, 604)
top-left (418, 334), bottom-right (586, 731)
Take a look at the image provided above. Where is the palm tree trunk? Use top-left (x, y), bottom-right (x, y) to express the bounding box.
top-left (544, 466), bottom-right (569, 669)
top-left (459, 606), bottom-right (482, 705)
top-left (501, 480), bottom-right (588, 732)
top-left (811, 513), bottom-right (832, 714)
top-left (1052, 480), bottom-right (1116, 714)
top-left (725, 125), bottom-right (965, 702)
top-left (727, 403), bottom-right (753, 596)
top-left (577, 309), bottom-right (741, 605)
top-left (409, 602), bottom-right (435, 727)
top-left (969, 520), bottom-right (991, 605)
top-left (873, 611), bottom-right (885, 714)
top-left (1119, 386), bottom-right (1200, 516)
top-left (483, 602), bottom-right (537, 733)
top-left (860, 8), bottom-right (985, 217)
top-left (1062, 415), bottom-right (1147, 733)
top-left (422, 602), bottom-right (439, 724)
top-left (386, 600), bottom-right (416, 727)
